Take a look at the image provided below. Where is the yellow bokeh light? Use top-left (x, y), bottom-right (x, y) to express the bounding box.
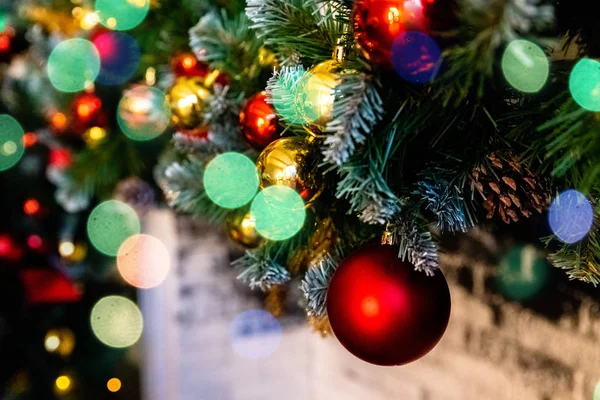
top-left (81, 12), bottom-right (100, 30)
top-left (128, 0), bottom-right (148, 7)
top-left (90, 296), bottom-right (143, 348)
top-left (107, 378), bottom-right (122, 392)
top-left (89, 126), bottom-right (106, 141)
top-left (45, 335), bottom-right (60, 352)
top-left (59, 241), bottom-right (75, 257)
top-left (107, 17), bottom-right (117, 28)
top-left (55, 376), bottom-right (71, 392)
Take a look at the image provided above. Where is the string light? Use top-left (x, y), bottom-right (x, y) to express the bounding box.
top-left (55, 375), bottom-right (71, 393)
top-left (107, 378), bottom-right (122, 392)
top-left (23, 199), bottom-right (40, 215)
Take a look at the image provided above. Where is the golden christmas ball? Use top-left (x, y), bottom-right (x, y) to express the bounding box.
top-left (169, 77), bottom-right (212, 129)
top-left (226, 211), bottom-right (264, 249)
top-left (256, 137), bottom-right (321, 204)
top-left (296, 60), bottom-right (340, 128)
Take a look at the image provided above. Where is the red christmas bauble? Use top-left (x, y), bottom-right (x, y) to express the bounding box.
top-left (327, 243), bottom-right (451, 366)
top-left (240, 91), bottom-right (281, 150)
top-left (172, 53), bottom-right (209, 78)
top-left (71, 92), bottom-right (107, 134)
top-left (352, 0), bottom-right (429, 68)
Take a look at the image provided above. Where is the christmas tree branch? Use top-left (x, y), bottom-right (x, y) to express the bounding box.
top-left (233, 250), bottom-right (292, 291)
top-left (383, 209), bottom-right (439, 276)
top-left (189, 10), bottom-right (265, 93)
top-left (246, 0), bottom-right (344, 65)
top-left (322, 72), bottom-right (384, 165)
top-left (300, 254), bottom-right (339, 316)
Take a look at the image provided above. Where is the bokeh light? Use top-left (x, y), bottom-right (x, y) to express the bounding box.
top-left (117, 86), bottom-right (171, 141)
top-left (55, 375), bottom-right (71, 393)
top-left (47, 39), bottom-right (100, 93)
top-left (93, 32), bottom-right (141, 86)
top-left (203, 152), bottom-right (259, 209)
top-left (391, 31), bottom-right (441, 83)
top-left (23, 198), bottom-right (40, 215)
top-left (496, 245), bottom-right (548, 301)
top-left (229, 309), bottom-right (282, 359)
top-left (502, 39), bottom-right (549, 93)
top-left (549, 189), bottom-right (594, 244)
top-left (107, 378), bottom-right (122, 393)
top-left (569, 58), bottom-right (600, 112)
top-left (594, 381), bottom-right (600, 400)
top-left (44, 328), bottom-right (76, 356)
top-left (90, 296), bottom-right (143, 348)
top-left (45, 334), bottom-right (60, 352)
top-left (95, 0), bottom-right (150, 31)
top-left (117, 234), bottom-right (170, 289)
top-left (251, 185), bottom-right (306, 241)
top-left (0, 114), bottom-right (25, 171)
top-left (87, 200), bottom-right (140, 256)
top-left (59, 241), bottom-right (75, 257)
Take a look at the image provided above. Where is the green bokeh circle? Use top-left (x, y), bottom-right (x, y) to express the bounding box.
top-left (501, 40), bottom-right (549, 93)
top-left (0, 115), bottom-right (25, 172)
top-left (87, 200), bottom-right (141, 256)
top-left (496, 245), bottom-right (548, 301)
top-left (95, 0), bottom-right (150, 31)
top-left (569, 58), bottom-right (600, 112)
top-left (251, 185), bottom-right (306, 241)
top-left (117, 86), bottom-right (171, 141)
top-left (90, 296), bottom-right (143, 348)
top-left (47, 39), bottom-right (100, 93)
top-left (203, 152), bottom-right (259, 209)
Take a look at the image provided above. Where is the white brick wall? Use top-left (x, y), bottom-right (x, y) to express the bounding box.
top-left (141, 214), bottom-right (600, 400)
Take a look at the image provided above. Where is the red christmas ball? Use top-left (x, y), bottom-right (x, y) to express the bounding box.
top-left (327, 243), bottom-right (451, 366)
top-left (172, 53), bottom-right (209, 78)
top-left (352, 0), bottom-right (429, 68)
top-left (240, 91), bottom-right (281, 150)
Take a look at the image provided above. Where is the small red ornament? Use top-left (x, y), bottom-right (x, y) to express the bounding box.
top-left (49, 148), bottom-right (73, 169)
top-left (71, 92), bottom-right (107, 134)
top-left (352, 0), bottom-right (429, 68)
top-left (172, 53), bottom-right (209, 78)
top-left (327, 243), bottom-right (451, 366)
top-left (240, 91), bottom-right (281, 150)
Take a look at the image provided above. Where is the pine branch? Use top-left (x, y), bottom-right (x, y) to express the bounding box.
top-left (416, 166), bottom-right (477, 233)
top-left (383, 209), bottom-right (439, 276)
top-left (433, 0), bottom-right (555, 105)
top-left (265, 65), bottom-right (307, 126)
top-left (322, 73), bottom-right (384, 165)
top-left (154, 153), bottom-right (230, 222)
top-left (189, 10), bottom-right (264, 92)
top-left (233, 250), bottom-right (292, 291)
top-left (203, 85), bottom-right (248, 152)
top-left (246, 0), bottom-right (344, 65)
top-left (300, 254), bottom-right (339, 316)
top-left (336, 163), bottom-right (401, 225)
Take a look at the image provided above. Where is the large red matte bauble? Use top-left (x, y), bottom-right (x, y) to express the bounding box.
top-left (327, 243), bottom-right (451, 366)
top-left (240, 91), bottom-right (281, 150)
top-left (352, 0), bottom-right (428, 68)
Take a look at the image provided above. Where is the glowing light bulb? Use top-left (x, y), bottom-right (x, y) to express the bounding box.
top-left (107, 378), bottom-right (122, 392)
top-left (55, 376), bottom-right (71, 392)
top-left (45, 334), bottom-right (60, 352)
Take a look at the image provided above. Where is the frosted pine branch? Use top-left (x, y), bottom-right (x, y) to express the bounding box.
top-left (322, 73), bottom-right (384, 165)
top-left (300, 255), bottom-right (339, 316)
top-left (234, 251), bottom-right (292, 291)
top-left (337, 164), bottom-right (401, 225)
top-left (266, 66), bottom-right (306, 125)
top-left (383, 210), bottom-right (439, 276)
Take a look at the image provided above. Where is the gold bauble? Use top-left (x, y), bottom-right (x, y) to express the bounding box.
top-left (226, 211), bottom-right (264, 249)
top-left (44, 328), bottom-right (76, 357)
top-left (296, 60), bottom-right (340, 128)
top-left (258, 47), bottom-right (278, 68)
top-left (168, 77), bottom-right (212, 129)
top-left (256, 137), bottom-right (321, 204)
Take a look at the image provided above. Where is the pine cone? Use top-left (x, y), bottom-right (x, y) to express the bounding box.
top-left (471, 153), bottom-right (550, 224)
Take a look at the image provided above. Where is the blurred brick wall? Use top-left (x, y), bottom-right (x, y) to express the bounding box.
top-left (143, 215), bottom-right (600, 400)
